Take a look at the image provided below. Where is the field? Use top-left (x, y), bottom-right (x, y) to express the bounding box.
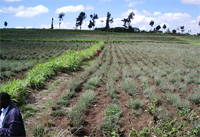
top-left (0, 29), bottom-right (200, 136)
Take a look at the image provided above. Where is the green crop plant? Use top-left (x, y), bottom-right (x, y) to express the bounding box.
top-left (0, 41), bottom-right (104, 105)
top-left (188, 89), bottom-right (200, 105)
top-left (138, 76), bottom-right (149, 90)
top-left (100, 104), bottom-right (122, 137)
top-left (85, 76), bottom-right (102, 90)
top-left (166, 93), bottom-right (190, 108)
top-left (68, 90), bottom-right (95, 127)
top-left (129, 99), bottom-right (144, 116)
top-left (107, 81), bottom-right (117, 99)
top-left (122, 78), bottom-right (139, 96)
top-left (0, 79), bottom-right (28, 105)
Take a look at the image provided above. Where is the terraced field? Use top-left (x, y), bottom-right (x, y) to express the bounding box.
top-left (0, 29), bottom-right (200, 136)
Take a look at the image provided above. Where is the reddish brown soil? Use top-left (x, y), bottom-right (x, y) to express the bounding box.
top-left (24, 72), bottom-right (75, 136)
top-left (83, 78), bottom-right (112, 136)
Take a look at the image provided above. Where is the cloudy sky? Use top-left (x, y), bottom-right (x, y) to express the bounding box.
top-left (0, 0), bottom-right (200, 34)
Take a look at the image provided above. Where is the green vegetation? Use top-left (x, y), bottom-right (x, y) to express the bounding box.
top-left (68, 90), bottom-right (95, 127)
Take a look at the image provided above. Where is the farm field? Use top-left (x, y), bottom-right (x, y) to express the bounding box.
top-left (0, 29), bottom-right (200, 136)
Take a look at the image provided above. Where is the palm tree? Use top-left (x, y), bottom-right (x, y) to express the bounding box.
top-left (76, 12), bottom-right (87, 30)
top-left (58, 12), bottom-right (65, 29)
top-left (105, 12), bottom-right (113, 31)
top-left (149, 20), bottom-right (154, 31)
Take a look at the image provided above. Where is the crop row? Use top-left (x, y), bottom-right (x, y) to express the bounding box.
top-left (113, 42), bottom-right (200, 136)
top-left (0, 41), bottom-right (105, 105)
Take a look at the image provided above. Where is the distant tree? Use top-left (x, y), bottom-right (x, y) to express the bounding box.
top-left (172, 29), bottom-right (177, 34)
top-left (105, 12), bottom-right (113, 31)
top-left (149, 20), bottom-right (154, 31)
top-left (156, 25), bottom-right (161, 31)
top-left (88, 13), bottom-right (98, 30)
top-left (51, 18), bottom-right (54, 29)
top-left (122, 12), bottom-right (135, 29)
top-left (4, 21), bottom-right (8, 28)
top-left (76, 12), bottom-right (87, 30)
top-left (180, 26), bottom-right (184, 34)
top-left (58, 13), bottom-right (65, 29)
top-left (163, 24), bottom-right (167, 32)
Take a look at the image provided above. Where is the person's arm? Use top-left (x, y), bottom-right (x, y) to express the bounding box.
top-left (0, 121), bottom-right (22, 136)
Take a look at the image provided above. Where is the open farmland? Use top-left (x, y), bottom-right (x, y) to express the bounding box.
top-left (0, 29), bottom-right (200, 136)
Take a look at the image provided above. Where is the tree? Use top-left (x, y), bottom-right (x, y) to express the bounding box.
top-left (88, 13), bottom-right (98, 30)
top-left (105, 12), bottom-right (113, 31)
top-left (4, 21), bottom-right (8, 28)
top-left (51, 18), bottom-right (54, 29)
top-left (76, 12), bottom-right (87, 30)
top-left (58, 13), bottom-right (65, 29)
top-left (180, 26), bottom-right (184, 34)
top-left (122, 12), bottom-right (135, 29)
top-left (163, 24), bottom-right (167, 32)
top-left (149, 20), bottom-right (154, 31)
top-left (172, 29), bottom-right (177, 34)
top-left (156, 25), bottom-right (161, 31)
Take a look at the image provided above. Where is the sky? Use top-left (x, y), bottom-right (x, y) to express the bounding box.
top-left (0, 0), bottom-right (200, 34)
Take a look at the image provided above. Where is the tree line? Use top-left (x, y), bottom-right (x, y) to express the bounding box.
top-left (3, 11), bottom-right (200, 34)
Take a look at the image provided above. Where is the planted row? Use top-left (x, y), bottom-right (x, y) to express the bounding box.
top-left (0, 41), bottom-right (105, 105)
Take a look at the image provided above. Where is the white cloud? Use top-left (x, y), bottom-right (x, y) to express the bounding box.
top-left (181, 0), bottom-right (200, 7)
top-left (0, 6), bottom-right (24, 13)
top-left (157, 12), bottom-right (191, 22)
top-left (128, 1), bottom-right (143, 7)
top-left (55, 5), bottom-right (93, 14)
top-left (15, 5), bottom-right (49, 18)
top-left (86, 5), bottom-right (94, 11)
top-left (153, 12), bottom-right (162, 16)
top-left (3, 0), bottom-right (22, 2)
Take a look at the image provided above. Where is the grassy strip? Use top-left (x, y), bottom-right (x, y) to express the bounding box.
top-left (0, 39), bottom-right (100, 43)
top-left (0, 41), bottom-right (104, 105)
top-left (68, 90), bottom-right (95, 127)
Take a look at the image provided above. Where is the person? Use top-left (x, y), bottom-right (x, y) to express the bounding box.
top-left (0, 92), bottom-right (26, 136)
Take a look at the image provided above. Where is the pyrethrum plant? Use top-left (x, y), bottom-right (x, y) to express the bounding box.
top-left (122, 78), bottom-right (139, 96)
top-left (129, 99), bottom-right (144, 116)
top-left (68, 90), bottom-right (95, 127)
top-left (100, 104), bottom-right (122, 136)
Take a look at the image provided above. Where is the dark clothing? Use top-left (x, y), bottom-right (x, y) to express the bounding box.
top-left (0, 104), bottom-right (26, 136)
